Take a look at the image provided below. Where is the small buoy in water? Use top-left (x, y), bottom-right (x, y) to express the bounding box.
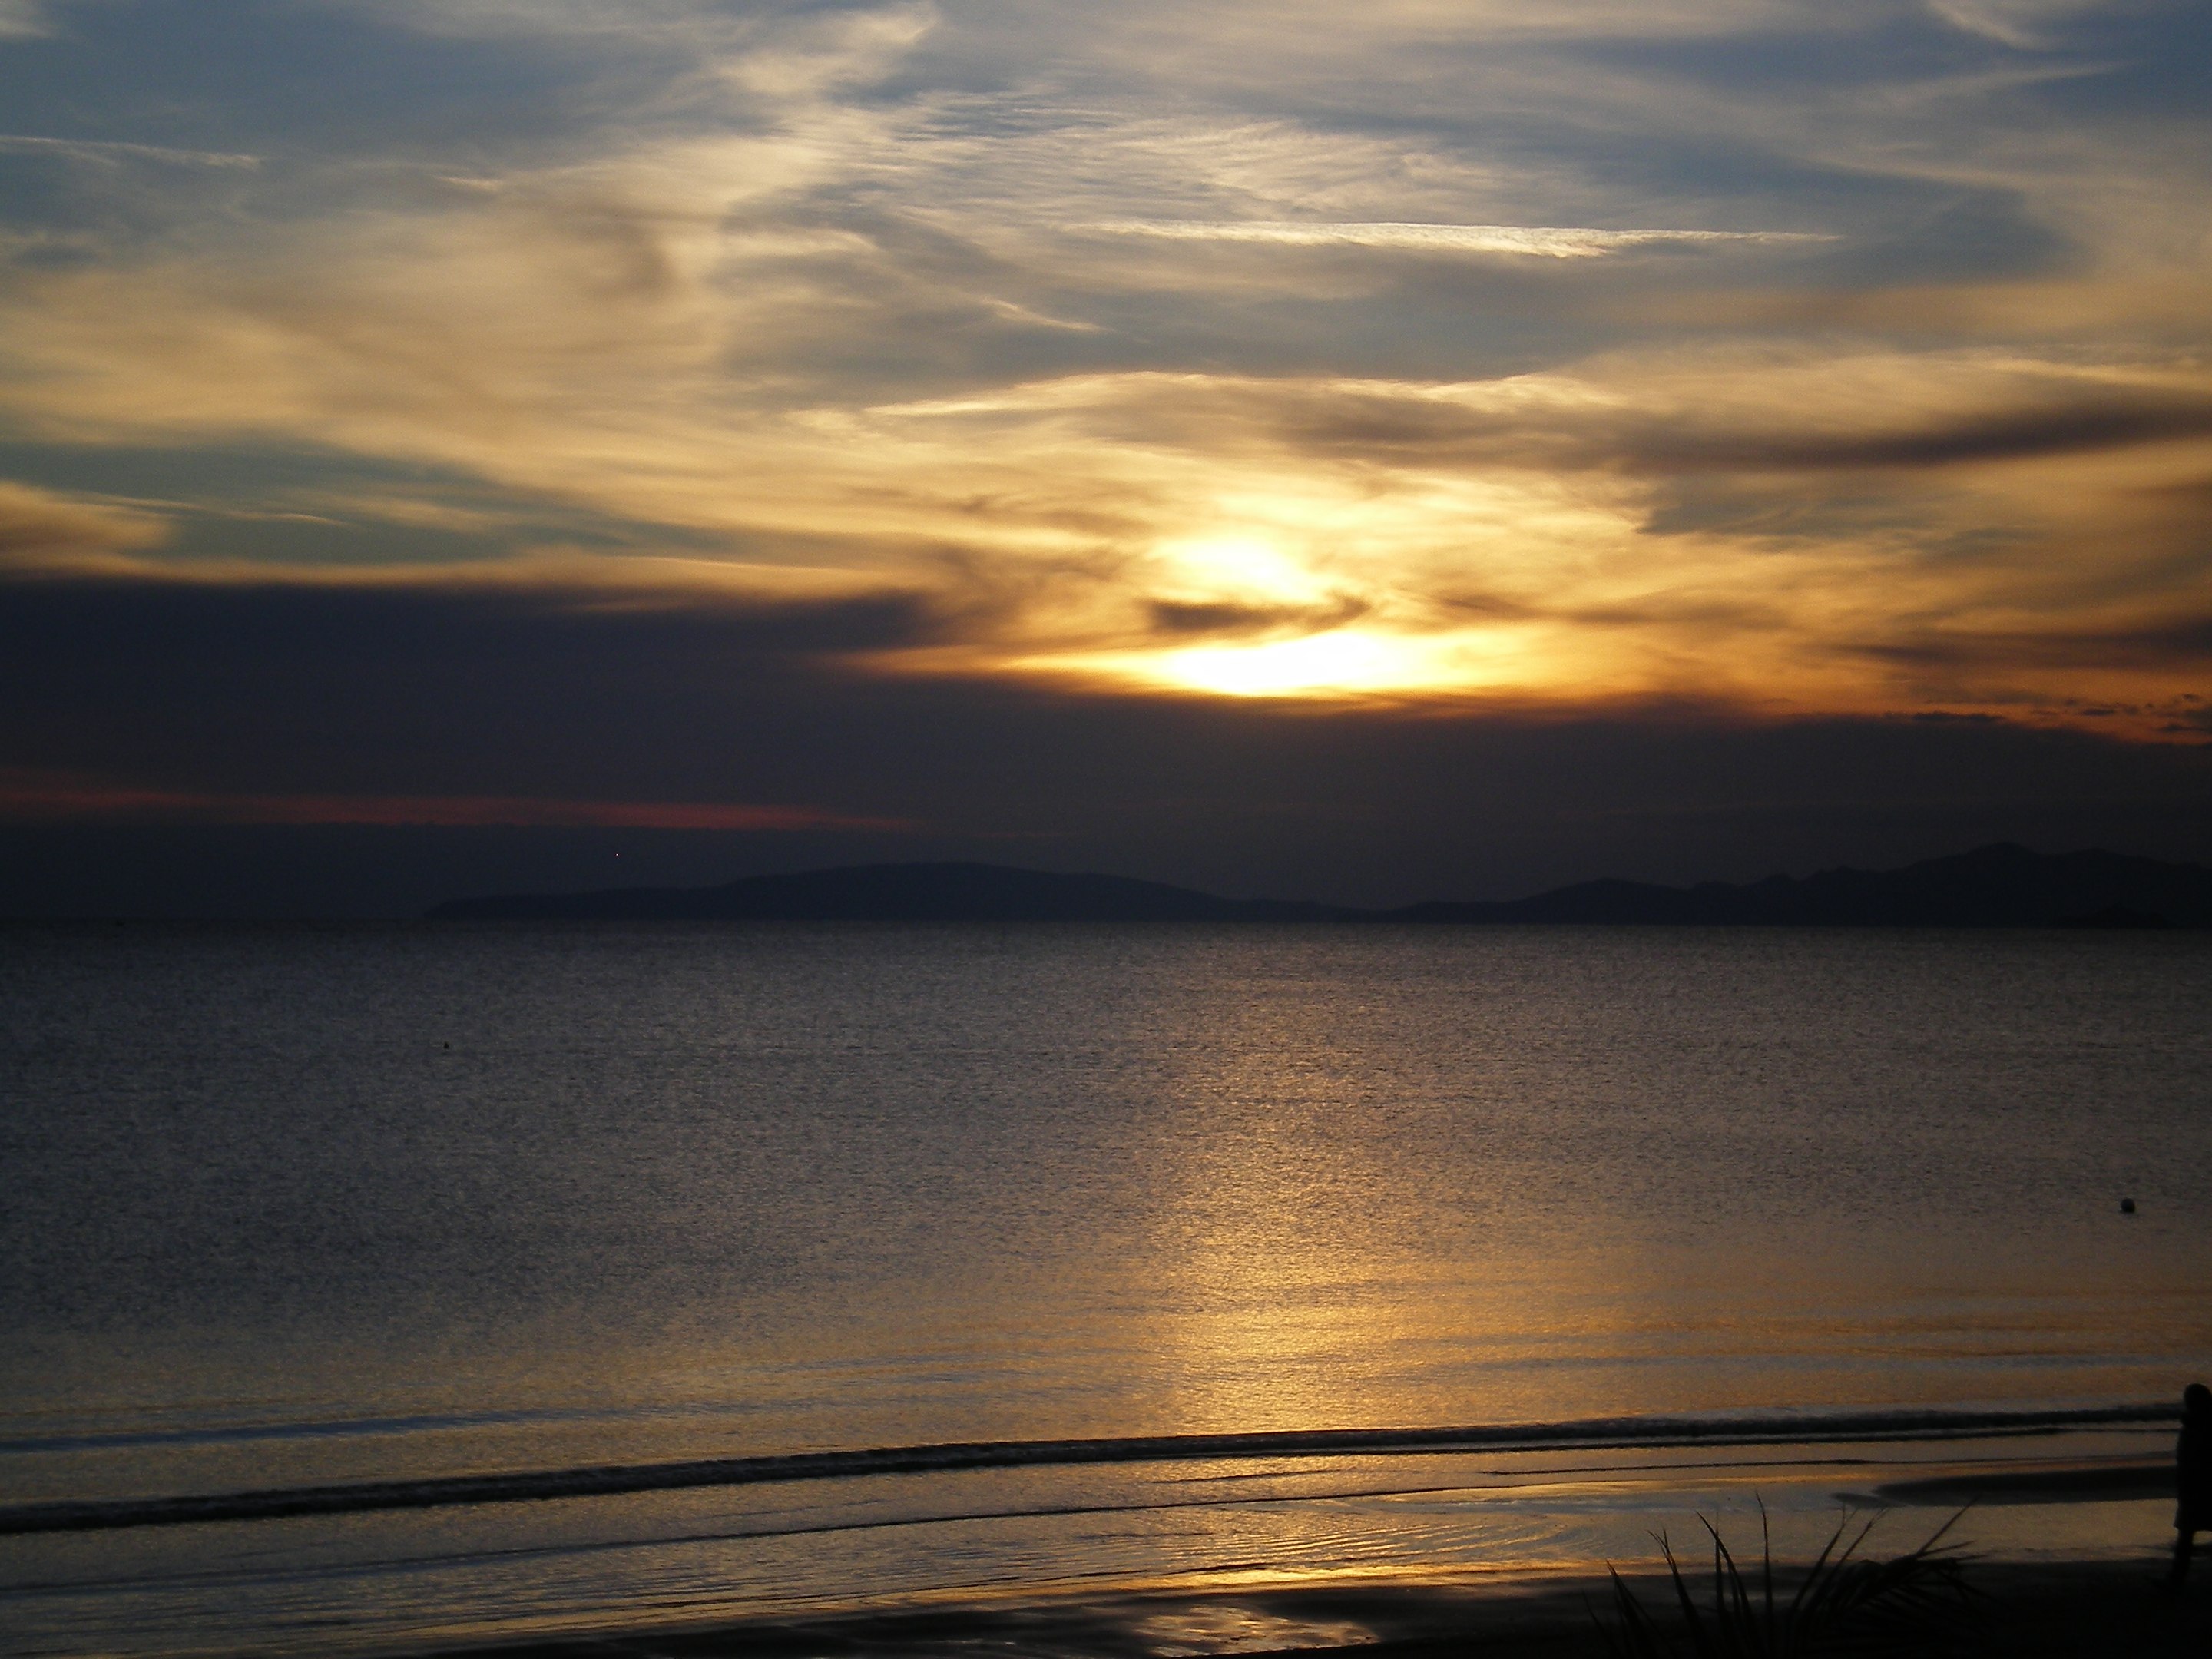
top-left (2120, 1197), bottom-right (2137, 1214)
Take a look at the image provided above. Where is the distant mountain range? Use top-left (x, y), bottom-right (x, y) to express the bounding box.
top-left (1389, 842), bottom-right (2208, 927)
top-left (429, 843), bottom-right (2212, 927)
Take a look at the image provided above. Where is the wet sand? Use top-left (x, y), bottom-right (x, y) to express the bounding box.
top-left (427, 1558), bottom-right (2212, 1659)
top-left (1871, 1461), bottom-right (2173, 1506)
top-left (399, 1455), bottom-right (2212, 1659)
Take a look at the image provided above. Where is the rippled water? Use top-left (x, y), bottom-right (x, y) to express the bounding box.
top-left (2, 923), bottom-right (2208, 1654)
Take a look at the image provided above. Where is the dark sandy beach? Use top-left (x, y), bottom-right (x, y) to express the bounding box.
top-left (404, 1463), bottom-right (2212, 1659)
top-left (425, 1559), bottom-right (2212, 1659)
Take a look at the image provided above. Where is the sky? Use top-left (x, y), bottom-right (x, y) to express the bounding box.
top-left (2, 0), bottom-right (2209, 915)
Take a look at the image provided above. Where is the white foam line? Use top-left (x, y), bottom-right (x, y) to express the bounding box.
top-left (0, 1403), bottom-right (2167, 1536)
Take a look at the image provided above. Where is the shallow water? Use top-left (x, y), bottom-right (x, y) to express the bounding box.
top-left (2, 923), bottom-right (2209, 1653)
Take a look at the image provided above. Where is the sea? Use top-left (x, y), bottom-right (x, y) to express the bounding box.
top-left (2, 922), bottom-right (2209, 1656)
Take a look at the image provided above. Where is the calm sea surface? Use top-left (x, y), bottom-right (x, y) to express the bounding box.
top-left (2, 924), bottom-right (2209, 1654)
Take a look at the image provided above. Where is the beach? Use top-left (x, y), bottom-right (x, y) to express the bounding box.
top-left (396, 1448), bottom-right (2212, 1659)
top-left (7, 1419), bottom-right (2201, 1656)
top-left (425, 1563), bottom-right (2212, 1659)
top-left (398, 1449), bottom-right (2212, 1658)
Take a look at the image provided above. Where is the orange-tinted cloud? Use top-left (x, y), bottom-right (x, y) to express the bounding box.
top-left (0, 2), bottom-right (2207, 738)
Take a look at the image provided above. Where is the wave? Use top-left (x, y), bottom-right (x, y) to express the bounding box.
top-left (0, 1403), bottom-right (2171, 1536)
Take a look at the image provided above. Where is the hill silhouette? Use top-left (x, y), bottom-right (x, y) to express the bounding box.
top-left (1386, 843), bottom-right (2212, 926)
top-left (429, 843), bottom-right (2212, 926)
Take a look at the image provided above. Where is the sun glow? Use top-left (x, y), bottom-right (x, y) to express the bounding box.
top-left (1005, 626), bottom-right (1535, 700)
top-left (1152, 535), bottom-right (1336, 606)
top-left (1159, 631), bottom-right (1414, 696)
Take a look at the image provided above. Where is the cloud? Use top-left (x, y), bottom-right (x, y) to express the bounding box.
top-left (1853, 618), bottom-right (2212, 674)
top-left (0, 0), bottom-right (2205, 740)
top-left (6, 209), bottom-right (2206, 720)
top-left (0, 0), bottom-right (47, 40)
top-left (0, 134), bottom-right (261, 169)
top-left (316, 0), bottom-right (750, 43)
top-left (0, 481), bottom-right (169, 569)
top-left (1923, 0), bottom-right (2096, 49)
top-left (340, 0), bottom-right (941, 88)
top-left (1634, 396), bottom-right (2212, 472)
top-left (1078, 220), bottom-right (1834, 257)
top-left (842, 353), bottom-right (2212, 716)
top-left (0, 770), bottom-right (913, 830)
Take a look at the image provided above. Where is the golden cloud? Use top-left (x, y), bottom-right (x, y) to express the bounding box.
top-left (0, 480), bottom-right (170, 570)
top-left (0, 2), bottom-right (2206, 736)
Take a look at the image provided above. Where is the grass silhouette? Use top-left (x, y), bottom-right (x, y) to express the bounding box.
top-left (1597, 1501), bottom-right (1977, 1657)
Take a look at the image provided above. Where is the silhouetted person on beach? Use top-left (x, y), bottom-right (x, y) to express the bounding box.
top-left (2167, 1382), bottom-right (2212, 1588)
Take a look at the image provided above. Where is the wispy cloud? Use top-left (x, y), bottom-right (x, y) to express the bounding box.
top-left (0, 481), bottom-right (169, 568)
top-left (0, 134), bottom-right (262, 169)
top-left (1923, 0), bottom-right (2098, 50)
top-left (1078, 220), bottom-right (1834, 257)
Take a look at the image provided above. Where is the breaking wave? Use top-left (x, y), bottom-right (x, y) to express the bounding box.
top-left (0, 1402), bottom-right (2171, 1536)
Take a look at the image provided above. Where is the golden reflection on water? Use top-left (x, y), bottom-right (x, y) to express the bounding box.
top-left (1096, 955), bottom-right (2212, 1439)
top-left (1115, 969), bottom-right (1641, 1435)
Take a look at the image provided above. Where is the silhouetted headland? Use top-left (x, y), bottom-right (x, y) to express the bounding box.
top-left (1391, 842), bottom-right (2212, 927)
top-left (428, 843), bottom-right (2212, 926)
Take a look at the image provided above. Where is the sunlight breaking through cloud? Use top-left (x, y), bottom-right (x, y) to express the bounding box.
top-left (0, 0), bottom-right (2205, 740)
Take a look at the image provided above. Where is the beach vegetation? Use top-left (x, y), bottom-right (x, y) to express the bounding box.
top-left (1596, 1502), bottom-right (1977, 1657)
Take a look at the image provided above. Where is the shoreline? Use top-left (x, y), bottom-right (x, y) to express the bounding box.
top-left (399, 1455), bottom-right (2202, 1659)
top-left (6, 1428), bottom-right (2197, 1658)
top-left (420, 1558), bottom-right (2212, 1659)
